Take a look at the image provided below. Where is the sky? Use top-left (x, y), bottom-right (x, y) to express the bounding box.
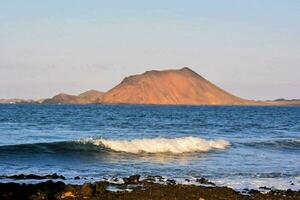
top-left (0, 0), bottom-right (299, 100)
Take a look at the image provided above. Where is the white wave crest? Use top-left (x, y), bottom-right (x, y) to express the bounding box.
top-left (80, 136), bottom-right (230, 154)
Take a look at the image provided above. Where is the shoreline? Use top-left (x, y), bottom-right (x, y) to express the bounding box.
top-left (1, 174), bottom-right (299, 200)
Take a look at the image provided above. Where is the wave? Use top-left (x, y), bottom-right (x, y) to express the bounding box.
top-left (241, 138), bottom-right (300, 150)
top-left (79, 137), bottom-right (230, 154)
top-left (0, 141), bottom-right (105, 155)
top-left (0, 137), bottom-right (229, 155)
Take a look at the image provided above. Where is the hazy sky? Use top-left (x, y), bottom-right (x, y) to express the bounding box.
top-left (0, 0), bottom-right (299, 100)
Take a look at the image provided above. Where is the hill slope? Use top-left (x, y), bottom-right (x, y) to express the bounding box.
top-left (43, 90), bottom-right (104, 104)
top-left (78, 90), bottom-right (104, 102)
top-left (101, 67), bottom-right (252, 105)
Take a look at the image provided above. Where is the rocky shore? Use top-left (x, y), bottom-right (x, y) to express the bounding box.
top-left (0, 174), bottom-right (300, 200)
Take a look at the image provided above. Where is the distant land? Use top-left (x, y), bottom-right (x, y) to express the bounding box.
top-left (101, 67), bottom-right (252, 105)
top-left (0, 67), bottom-right (299, 105)
top-left (42, 90), bottom-right (104, 104)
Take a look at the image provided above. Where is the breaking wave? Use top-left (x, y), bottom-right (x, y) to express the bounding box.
top-left (80, 136), bottom-right (230, 154)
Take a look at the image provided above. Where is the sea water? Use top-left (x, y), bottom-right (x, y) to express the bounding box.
top-left (0, 104), bottom-right (299, 190)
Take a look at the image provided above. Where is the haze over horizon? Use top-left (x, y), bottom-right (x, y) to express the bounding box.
top-left (0, 0), bottom-right (299, 100)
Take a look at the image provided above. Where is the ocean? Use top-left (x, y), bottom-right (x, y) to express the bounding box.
top-left (0, 104), bottom-right (299, 191)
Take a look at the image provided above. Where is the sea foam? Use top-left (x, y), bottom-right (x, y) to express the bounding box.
top-left (80, 136), bottom-right (230, 154)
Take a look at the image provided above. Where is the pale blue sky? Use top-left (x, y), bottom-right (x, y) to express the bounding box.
top-left (0, 0), bottom-right (299, 100)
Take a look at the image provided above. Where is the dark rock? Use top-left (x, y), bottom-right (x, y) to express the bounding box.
top-left (286, 189), bottom-right (294, 196)
top-left (1, 174), bottom-right (300, 200)
top-left (196, 177), bottom-right (216, 186)
top-left (146, 175), bottom-right (165, 182)
top-left (123, 175), bottom-right (140, 184)
top-left (166, 179), bottom-right (176, 185)
top-left (144, 176), bottom-right (156, 182)
top-left (156, 175), bottom-right (165, 182)
top-left (112, 177), bottom-right (119, 182)
top-left (259, 186), bottom-right (271, 190)
top-left (3, 173), bottom-right (65, 180)
top-left (45, 173), bottom-right (66, 180)
top-left (249, 189), bottom-right (260, 194)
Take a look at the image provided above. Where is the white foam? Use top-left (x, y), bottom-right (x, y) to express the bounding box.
top-left (81, 136), bottom-right (230, 154)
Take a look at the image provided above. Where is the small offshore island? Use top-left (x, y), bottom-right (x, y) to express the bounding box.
top-left (1, 68), bottom-right (299, 106)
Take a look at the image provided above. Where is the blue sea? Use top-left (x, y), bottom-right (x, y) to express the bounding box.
top-left (0, 104), bottom-right (299, 190)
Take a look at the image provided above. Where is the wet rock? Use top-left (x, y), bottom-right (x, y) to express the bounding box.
top-left (2, 173), bottom-right (65, 180)
top-left (166, 179), bottom-right (176, 185)
top-left (47, 173), bottom-right (66, 180)
top-left (259, 186), bottom-right (271, 190)
top-left (156, 175), bottom-right (165, 182)
top-left (286, 189), bottom-right (294, 196)
top-left (144, 176), bottom-right (156, 182)
top-left (196, 178), bottom-right (216, 186)
top-left (74, 176), bottom-right (80, 180)
top-left (145, 175), bottom-right (165, 182)
top-left (249, 189), bottom-right (260, 194)
top-left (1, 175), bottom-right (300, 200)
top-left (112, 177), bottom-right (119, 182)
top-left (123, 175), bottom-right (140, 184)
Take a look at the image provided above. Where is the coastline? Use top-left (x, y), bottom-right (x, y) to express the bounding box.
top-left (1, 174), bottom-right (299, 200)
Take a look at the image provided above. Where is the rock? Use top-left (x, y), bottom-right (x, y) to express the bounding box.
top-left (286, 189), bottom-right (294, 196)
top-left (166, 179), bottom-right (176, 185)
top-left (94, 182), bottom-right (108, 194)
top-left (46, 173), bottom-right (66, 180)
top-left (80, 183), bottom-right (94, 197)
top-left (74, 176), bottom-right (80, 180)
top-left (1, 178), bottom-right (300, 200)
top-left (145, 176), bottom-right (156, 182)
top-left (61, 191), bottom-right (74, 199)
top-left (249, 189), bottom-right (260, 194)
top-left (146, 175), bottom-right (165, 182)
top-left (196, 178), bottom-right (216, 186)
top-left (123, 175), bottom-right (140, 184)
top-left (3, 173), bottom-right (65, 180)
top-left (112, 177), bottom-right (119, 182)
top-left (259, 186), bottom-right (271, 190)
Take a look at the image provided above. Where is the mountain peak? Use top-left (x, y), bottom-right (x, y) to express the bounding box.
top-left (180, 67), bottom-right (193, 72)
top-left (101, 67), bottom-right (249, 105)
